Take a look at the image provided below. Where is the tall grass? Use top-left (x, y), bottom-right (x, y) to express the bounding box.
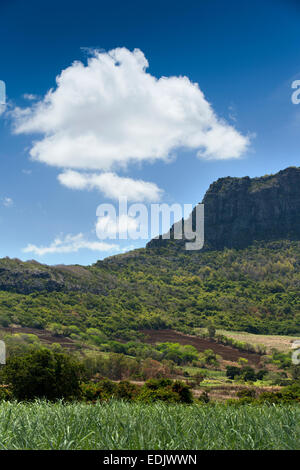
top-left (0, 401), bottom-right (298, 450)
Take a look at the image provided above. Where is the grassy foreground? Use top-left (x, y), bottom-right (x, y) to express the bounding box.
top-left (0, 401), bottom-right (299, 450)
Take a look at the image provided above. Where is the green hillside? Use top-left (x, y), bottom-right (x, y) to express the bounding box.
top-left (0, 239), bottom-right (299, 337)
top-left (0, 167), bottom-right (299, 339)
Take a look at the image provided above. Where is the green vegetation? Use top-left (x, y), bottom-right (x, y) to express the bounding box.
top-left (0, 349), bottom-right (192, 403)
top-left (0, 401), bottom-right (298, 449)
top-left (233, 383), bottom-right (300, 404)
top-left (0, 240), bottom-right (299, 338)
top-left (81, 378), bottom-right (193, 404)
top-left (1, 349), bottom-right (83, 400)
top-left (0, 346), bottom-right (299, 451)
top-left (0, 171), bottom-right (299, 449)
top-left (226, 365), bottom-right (267, 382)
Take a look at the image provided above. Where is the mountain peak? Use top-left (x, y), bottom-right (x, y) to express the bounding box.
top-left (148, 166), bottom-right (300, 251)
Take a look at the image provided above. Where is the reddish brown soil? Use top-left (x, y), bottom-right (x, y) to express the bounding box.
top-left (0, 326), bottom-right (77, 350)
top-left (1, 326), bottom-right (262, 367)
top-left (140, 329), bottom-right (262, 367)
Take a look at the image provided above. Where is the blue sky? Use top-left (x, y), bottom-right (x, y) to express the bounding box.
top-left (0, 0), bottom-right (300, 265)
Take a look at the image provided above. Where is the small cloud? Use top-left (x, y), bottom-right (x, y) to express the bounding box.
top-left (58, 170), bottom-right (162, 202)
top-left (3, 197), bottom-right (13, 207)
top-left (228, 104), bottom-right (237, 122)
top-left (23, 93), bottom-right (38, 101)
top-left (22, 233), bottom-right (119, 256)
top-left (22, 169), bottom-right (32, 175)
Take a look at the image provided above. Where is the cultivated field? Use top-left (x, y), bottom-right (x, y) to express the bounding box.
top-left (0, 400), bottom-right (298, 450)
top-left (215, 329), bottom-right (299, 353)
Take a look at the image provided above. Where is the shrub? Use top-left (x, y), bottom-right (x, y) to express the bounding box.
top-left (202, 349), bottom-right (219, 367)
top-left (226, 366), bottom-right (241, 380)
top-left (138, 379), bottom-right (193, 404)
top-left (207, 324), bottom-right (216, 338)
top-left (256, 369), bottom-right (268, 381)
top-left (237, 388), bottom-right (256, 399)
top-left (81, 379), bottom-right (119, 402)
top-left (0, 315), bottom-right (10, 327)
top-left (241, 366), bottom-right (257, 382)
top-left (234, 383), bottom-right (300, 404)
top-left (1, 349), bottom-right (83, 400)
top-left (115, 381), bottom-right (140, 401)
top-left (0, 386), bottom-right (12, 400)
top-left (198, 391), bottom-right (210, 403)
top-left (80, 378), bottom-right (193, 404)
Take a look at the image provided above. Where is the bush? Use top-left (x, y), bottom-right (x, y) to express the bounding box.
top-left (1, 349), bottom-right (83, 400)
top-left (256, 369), bottom-right (268, 381)
top-left (234, 383), bottom-right (300, 404)
top-left (0, 315), bottom-right (10, 327)
top-left (81, 379), bottom-right (118, 402)
top-left (226, 365), bottom-right (266, 382)
top-left (80, 378), bottom-right (193, 404)
top-left (156, 343), bottom-right (199, 365)
top-left (138, 379), bottom-right (193, 404)
top-left (202, 349), bottom-right (219, 367)
top-left (0, 386), bottom-right (12, 400)
top-left (115, 381), bottom-right (140, 400)
top-left (226, 366), bottom-right (241, 380)
top-left (207, 324), bottom-right (216, 338)
top-left (198, 391), bottom-right (210, 403)
top-left (237, 388), bottom-right (256, 399)
top-left (241, 366), bottom-right (257, 382)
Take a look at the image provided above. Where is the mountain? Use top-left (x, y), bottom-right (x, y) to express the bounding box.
top-left (0, 167), bottom-right (299, 336)
top-left (147, 166), bottom-right (300, 250)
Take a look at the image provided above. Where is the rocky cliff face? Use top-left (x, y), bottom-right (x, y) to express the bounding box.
top-left (147, 166), bottom-right (300, 250)
top-left (1, 167), bottom-right (299, 294)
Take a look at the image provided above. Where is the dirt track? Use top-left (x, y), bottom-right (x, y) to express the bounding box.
top-left (140, 329), bottom-right (262, 367)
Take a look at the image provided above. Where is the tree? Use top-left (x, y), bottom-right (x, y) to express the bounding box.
top-left (226, 365), bottom-right (241, 380)
top-left (2, 349), bottom-right (83, 400)
top-left (207, 323), bottom-right (216, 338)
top-left (241, 366), bottom-right (256, 382)
top-left (291, 365), bottom-right (300, 382)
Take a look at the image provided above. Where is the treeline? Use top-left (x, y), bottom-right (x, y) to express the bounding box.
top-left (0, 349), bottom-right (299, 405)
top-left (0, 349), bottom-right (193, 403)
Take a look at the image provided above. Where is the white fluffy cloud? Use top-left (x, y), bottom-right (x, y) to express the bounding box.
top-left (12, 47), bottom-right (249, 171)
top-left (58, 170), bottom-right (162, 201)
top-left (23, 233), bottom-right (118, 256)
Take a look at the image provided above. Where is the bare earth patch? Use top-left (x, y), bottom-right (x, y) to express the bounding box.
top-left (140, 329), bottom-right (262, 367)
